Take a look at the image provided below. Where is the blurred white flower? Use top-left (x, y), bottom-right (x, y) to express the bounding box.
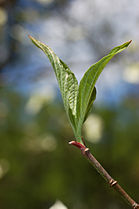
top-left (26, 86), bottom-right (55, 115)
top-left (0, 159), bottom-right (10, 179)
top-left (123, 64), bottom-right (139, 84)
top-left (84, 114), bottom-right (103, 143)
top-left (23, 134), bottom-right (57, 153)
top-left (36, 0), bottom-right (54, 5)
top-left (0, 8), bottom-right (7, 26)
top-left (49, 200), bottom-right (68, 209)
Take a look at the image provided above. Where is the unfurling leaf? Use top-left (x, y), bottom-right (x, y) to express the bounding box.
top-left (75, 40), bottom-right (132, 139)
top-left (29, 36), bottom-right (78, 135)
top-left (29, 35), bottom-right (131, 143)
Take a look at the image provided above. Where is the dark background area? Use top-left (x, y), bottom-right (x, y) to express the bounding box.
top-left (0, 0), bottom-right (139, 209)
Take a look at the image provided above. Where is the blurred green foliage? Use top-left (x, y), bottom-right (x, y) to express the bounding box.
top-left (0, 87), bottom-right (138, 209)
top-left (0, 0), bottom-right (139, 208)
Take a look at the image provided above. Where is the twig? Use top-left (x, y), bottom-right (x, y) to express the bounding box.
top-left (69, 140), bottom-right (139, 209)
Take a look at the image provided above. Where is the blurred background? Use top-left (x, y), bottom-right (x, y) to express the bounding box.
top-left (0, 0), bottom-right (139, 209)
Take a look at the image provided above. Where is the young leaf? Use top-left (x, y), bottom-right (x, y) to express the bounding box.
top-left (76, 40), bottom-right (132, 138)
top-left (29, 36), bottom-right (131, 143)
top-left (29, 36), bottom-right (78, 134)
top-left (83, 86), bottom-right (96, 123)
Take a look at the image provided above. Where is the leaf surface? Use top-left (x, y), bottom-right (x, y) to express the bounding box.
top-left (29, 36), bottom-right (78, 134)
top-left (76, 40), bottom-right (132, 137)
top-left (29, 36), bottom-right (131, 143)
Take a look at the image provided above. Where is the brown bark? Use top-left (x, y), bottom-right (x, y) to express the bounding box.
top-left (69, 140), bottom-right (139, 209)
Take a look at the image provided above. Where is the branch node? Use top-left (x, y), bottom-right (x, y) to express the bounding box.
top-left (132, 203), bottom-right (139, 209)
top-left (69, 140), bottom-right (139, 208)
top-left (81, 148), bottom-right (89, 156)
top-left (84, 148), bottom-right (90, 153)
top-left (69, 141), bottom-right (86, 150)
top-left (109, 179), bottom-right (117, 187)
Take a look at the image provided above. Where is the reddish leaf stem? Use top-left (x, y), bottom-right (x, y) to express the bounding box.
top-left (69, 140), bottom-right (139, 209)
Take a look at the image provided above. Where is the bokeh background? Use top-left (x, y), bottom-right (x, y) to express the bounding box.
top-left (0, 0), bottom-right (139, 209)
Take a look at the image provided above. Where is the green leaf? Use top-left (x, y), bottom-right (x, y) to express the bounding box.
top-left (29, 36), bottom-right (131, 143)
top-left (29, 36), bottom-right (78, 134)
top-left (83, 86), bottom-right (96, 123)
top-left (76, 40), bottom-right (132, 138)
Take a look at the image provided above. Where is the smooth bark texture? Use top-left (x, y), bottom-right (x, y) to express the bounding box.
top-left (69, 140), bottom-right (139, 209)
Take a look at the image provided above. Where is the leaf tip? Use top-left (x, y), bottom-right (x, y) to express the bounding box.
top-left (28, 35), bottom-right (41, 49)
top-left (128, 40), bottom-right (132, 44)
top-left (28, 35), bottom-right (35, 42)
top-left (28, 34), bottom-right (33, 40)
top-left (126, 39), bottom-right (132, 46)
